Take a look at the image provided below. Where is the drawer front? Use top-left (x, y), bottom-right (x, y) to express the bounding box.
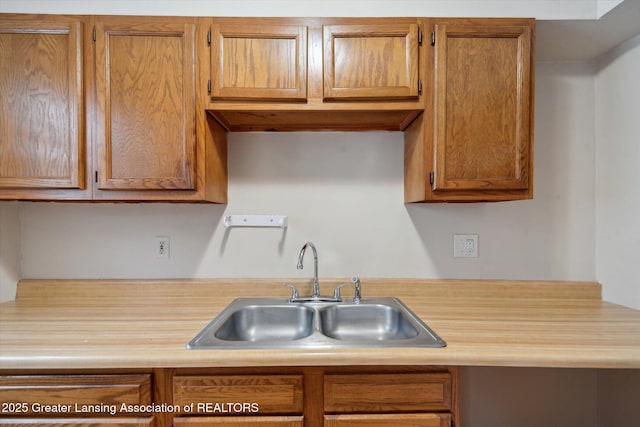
top-left (175, 416), bottom-right (304, 426)
top-left (173, 375), bottom-right (303, 415)
top-left (324, 414), bottom-right (450, 427)
top-left (0, 375), bottom-right (152, 416)
top-left (0, 418), bottom-right (154, 427)
top-left (324, 373), bottom-right (452, 413)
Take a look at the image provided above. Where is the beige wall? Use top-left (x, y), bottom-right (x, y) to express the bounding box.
top-left (15, 63), bottom-right (597, 286)
top-left (595, 34), bottom-right (640, 310)
top-left (0, 202), bottom-right (20, 302)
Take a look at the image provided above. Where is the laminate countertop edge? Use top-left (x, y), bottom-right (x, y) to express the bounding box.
top-left (1, 278), bottom-right (639, 370)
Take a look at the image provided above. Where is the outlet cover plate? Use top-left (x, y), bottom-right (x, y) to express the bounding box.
top-left (453, 234), bottom-right (478, 258)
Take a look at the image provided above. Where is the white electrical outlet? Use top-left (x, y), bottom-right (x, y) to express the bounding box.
top-left (453, 234), bottom-right (478, 258)
top-left (155, 236), bottom-right (170, 259)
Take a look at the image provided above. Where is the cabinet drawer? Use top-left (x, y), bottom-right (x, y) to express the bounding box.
top-left (173, 375), bottom-right (303, 415)
top-left (175, 416), bottom-right (303, 426)
top-left (0, 418), bottom-right (154, 427)
top-left (0, 375), bottom-right (152, 416)
top-left (324, 373), bottom-right (452, 413)
top-left (324, 413), bottom-right (450, 427)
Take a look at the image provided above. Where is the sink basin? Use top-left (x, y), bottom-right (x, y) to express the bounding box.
top-left (187, 297), bottom-right (445, 349)
top-left (320, 304), bottom-right (419, 341)
top-left (214, 305), bottom-right (314, 342)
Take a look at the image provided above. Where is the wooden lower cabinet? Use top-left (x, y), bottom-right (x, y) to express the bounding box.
top-left (169, 367), bottom-right (457, 427)
top-left (0, 367), bottom-right (457, 427)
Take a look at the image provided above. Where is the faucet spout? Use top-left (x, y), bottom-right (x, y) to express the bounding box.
top-left (297, 242), bottom-right (319, 299)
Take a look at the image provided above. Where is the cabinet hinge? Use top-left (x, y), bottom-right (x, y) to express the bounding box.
top-left (92, 26), bottom-right (96, 42)
top-left (418, 29), bottom-right (423, 45)
top-left (207, 29), bottom-right (211, 46)
top-left (94, 171), bottom-right (98, 183)
top-left (418, 79), bottom-right (423, 94)
top-left (207, 80), bottom-right (211, 94)
top-left (431, 31), bottom-right (435, 46)
top-left (429, 171), bottom-right (434, 185)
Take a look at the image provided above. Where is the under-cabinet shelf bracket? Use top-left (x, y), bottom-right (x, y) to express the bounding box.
top-left (223, 215), bottom-right (288, 229)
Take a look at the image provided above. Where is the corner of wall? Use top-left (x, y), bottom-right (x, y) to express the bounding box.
top-left (0, 202), bottom-right (22, 302)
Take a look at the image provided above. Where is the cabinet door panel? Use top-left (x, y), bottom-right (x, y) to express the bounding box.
top-left (0, 19), bottom-right (84, 189)
top-left (211, 25), bottom-right (307, 101)
top-left (324, 413), bottom-right (450, 427)
top-left (323, 24), bottom-right (419, 100)
top-left (95, 20), bottom-right (196, 191)
top-left (433, 24), bottom-right (532, 192)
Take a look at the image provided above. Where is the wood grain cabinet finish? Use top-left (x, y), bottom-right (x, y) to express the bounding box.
top-left (94, 17), bottom-right (197, 192)
top-left (321, 370), bottom-right (456, 427)
top-left (405, 18), bottom-right (534, 202)
top-left (206, 18), bottom-right (425, 132)
top-left (175, 416), bottom-right (304, 427)
top-left (1, 14), bottom-right (227, 203)
top-left (324, 413), bottom-right (450, 427)
top-left (323, 24), bottom-right (420, 101)
top-left (324, 373), bottom-right (452, 413)
top-left (173, 375), bottom-right (304, 414)
top-left (0, 367), bottom-right (457, 427)
top-left (173, 375), bottom-right (304, 427)
top-left (210, 24), bottom-right (307, 101)
top-left (0, 17), bottom-right (85, 197)
top-left (0, 374), bottom-right (153, 427)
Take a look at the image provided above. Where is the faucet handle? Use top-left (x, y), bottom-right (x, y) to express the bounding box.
top-left (332, 283), bottom-right (351, 301)
top-left (351, 276), bottom-right (362, 303)
top-left (284, 284), bottom-right (299, 301)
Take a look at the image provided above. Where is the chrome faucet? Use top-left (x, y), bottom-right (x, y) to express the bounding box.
top-left (287, 242), bottom-right (361, 303)
top-left (297, 242), bottom-right (320, 299)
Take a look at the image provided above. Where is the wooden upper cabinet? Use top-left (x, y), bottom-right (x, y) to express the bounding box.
top-left (0, 17), bottom-right (85, 192)
top-left (433, 22), bottom-right (532, 194)
top-left (94, 18), bottom-right (197, 191)
top-left (210, 24), bottom-right (307, 101)
top-left (323, 24), bottom-right (420, 101)
top-left (405, 19), bottom-right (534, 202)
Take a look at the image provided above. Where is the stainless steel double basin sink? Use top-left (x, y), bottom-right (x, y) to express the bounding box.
top-left (187, 297), bottom-right (446, 349)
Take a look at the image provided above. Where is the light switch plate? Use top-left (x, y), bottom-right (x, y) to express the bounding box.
top-left (453, 234), bottom-right (478, 258)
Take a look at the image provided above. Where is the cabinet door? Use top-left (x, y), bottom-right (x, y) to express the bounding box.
top-left (433, 23), bottom-right (532, 193)
top-left (94, 19), bottom-right (197, 191)
top-left (323, 24), bottom-right (420, 100)
top-left (210, 24), bottom-right (307, 101)
top-left (0, 18), bottom-right (84, 190)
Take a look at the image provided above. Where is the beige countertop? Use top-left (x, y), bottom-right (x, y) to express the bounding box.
top-left (1, 279), bottom-right (639, 370)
